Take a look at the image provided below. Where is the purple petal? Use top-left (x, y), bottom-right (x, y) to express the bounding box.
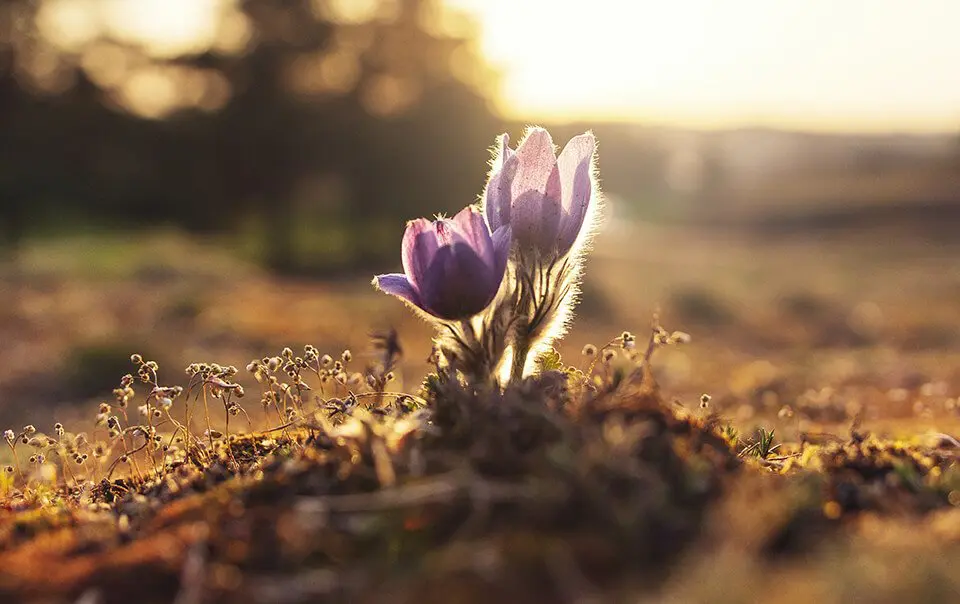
top-left (491, 225), bottom-right (511, 281)
top-left (373, 273), bottom-right (422, 309)
top-left (418, 243), bottom-right (498, 320)
top-left (484, 143), bottom-right (518, 233)
top-left (449, 205), bottom-right (494, 264)
top-left (510, 128), bottom-right (562, 251)
top-left (449, 205), bottom-right (488, 245)
top-left (487, 133), bottom-right (515, 175)
top-left (556, 132), bottom-right (596, 254)
top-left (401, 218), bottom-right (437, 293)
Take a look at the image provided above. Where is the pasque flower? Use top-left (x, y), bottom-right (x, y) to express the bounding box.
top-left (374, 206), bottom-right (511, 321)
top-left (484, 127), bottom-right (597, 259)
top-left (373, 126), bottom-right (602, 385)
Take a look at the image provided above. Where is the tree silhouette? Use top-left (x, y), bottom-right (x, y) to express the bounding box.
top-left (0, 0), bottom-right (501, 272)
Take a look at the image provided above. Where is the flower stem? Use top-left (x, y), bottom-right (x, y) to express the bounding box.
top-left (510, 336), bottom-right (530, 383)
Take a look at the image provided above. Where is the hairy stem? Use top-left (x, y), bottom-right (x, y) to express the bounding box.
top-left (510, 332), bottom-right (531, 384)
top-left (6, 442), bottom-right (21, 481)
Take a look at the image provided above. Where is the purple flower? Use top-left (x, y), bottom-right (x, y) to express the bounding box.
top-left (484, 128), bottom-right (596, 258)
top-left (374, 206), bottom-right (511, 321)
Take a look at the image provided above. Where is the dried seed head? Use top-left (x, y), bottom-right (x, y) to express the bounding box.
top-left (3, 430), bottom-right (14, 443)
top-left (699, 394), bottom-right (711, 409)
top-left (581, 344), bottom-right (597, 357)
top-left (341, 350), bottom-right (352, 363)
top-left (320, 354), bottom-right (333, 367)
top-left (602, 349), bottom-right (617, 363)
top-left (130, 353), bottom-right (143, 365)
top-left (23, 425), bottom-right (36, 435)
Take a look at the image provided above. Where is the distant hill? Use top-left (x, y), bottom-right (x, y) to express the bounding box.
top-left (511, 120), bottom-right (960, 231)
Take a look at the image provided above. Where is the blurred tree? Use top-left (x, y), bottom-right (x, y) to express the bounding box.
top-left (0, 0), bottom-right (37, 253)
top-left (0, 0), bottom-right (501, 272)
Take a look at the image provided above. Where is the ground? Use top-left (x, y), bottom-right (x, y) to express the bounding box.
top-left (0, 221), bottom-right (957, 603)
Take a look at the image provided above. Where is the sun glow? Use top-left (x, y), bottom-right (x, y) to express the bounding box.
top-left (451, 0), bottom-right (960, 131)
top-left (101, 0), bottom-right (226, 57)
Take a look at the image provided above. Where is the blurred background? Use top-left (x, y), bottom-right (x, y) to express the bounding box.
top-left (1, 0), bottom-right (959, 431)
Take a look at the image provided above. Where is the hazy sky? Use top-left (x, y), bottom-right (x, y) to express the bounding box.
top-left (41, 0), bottom-right (960, 131)
top-left (452, 0), bottom-right (960, 131)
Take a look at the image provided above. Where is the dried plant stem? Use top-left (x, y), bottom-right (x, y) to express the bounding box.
top-left (202, 388), bottom-right (213, 449)
top-left (181, 399), bottom-right (199, 455)
top-left (114, 414), bottom-right (146, 482)
top-left (84, 441), bottom-right (104, 481)
top-left (351, 391), bottom-right (427, 407)
top-left (165, 412), bottom-right (207, 463)
top-left (107, 441), bottom-right (149, 480)
top-left (57, 450), bottom-right (78, 489)
top-left (6, 442), bottom-right (21, 480)
top-left (585, 336), bottom-right (621, 377)
top-left (145, 403), bottom-right (161, 476)
top-left (115, 432), bottom-right (144, 482)
top-left (293, 380), bottom-right (305, 415)
top-left (270, 403), bottom-right (295, 444)
top-left (223, 407), bottom-right (238, 467)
